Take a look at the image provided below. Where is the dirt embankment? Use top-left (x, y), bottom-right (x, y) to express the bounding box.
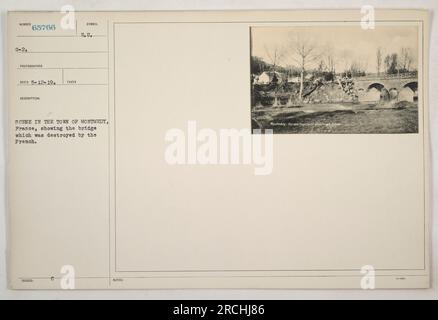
top-left (252, 81), bottom-right (356, 107)
top-left (305, 82), bottom-right (356, 104)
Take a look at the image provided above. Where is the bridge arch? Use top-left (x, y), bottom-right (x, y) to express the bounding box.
top-left (404, 81), bottom-right (418, 92)
top-left (361, 82), bottom-right (385, 102)
top-left (367, 83), bottom-right (385, 91)
top-left (356, 76), bottom-right (418, 103)
top-left (388, 88), bottom-right (398, 100)
top-left (399, 81), bottom-right (418, 102)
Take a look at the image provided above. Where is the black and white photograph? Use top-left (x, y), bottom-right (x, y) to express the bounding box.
top-left (250, 25), bottom-right (420, 134)
top-left (1, 1), bottom-right (436, 302)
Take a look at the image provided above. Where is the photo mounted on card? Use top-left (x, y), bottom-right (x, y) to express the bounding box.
top-left (7, 9), bottom-right (430, 289)
top-left (250, 25), bottom-right (419, 134)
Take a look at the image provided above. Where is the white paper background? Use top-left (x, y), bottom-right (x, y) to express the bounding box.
top-left (0, 0), bottom-right (437, 299)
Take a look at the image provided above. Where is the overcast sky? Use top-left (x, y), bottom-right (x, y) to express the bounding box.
top-left (251, 25), bottom-right (419, 73)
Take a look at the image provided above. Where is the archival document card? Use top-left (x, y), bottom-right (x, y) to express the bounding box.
top-left (7, 10), bottom-right (430, 289)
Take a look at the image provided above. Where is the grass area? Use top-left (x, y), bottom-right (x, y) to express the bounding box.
top-left (251, 103), bottom-right (419, 134)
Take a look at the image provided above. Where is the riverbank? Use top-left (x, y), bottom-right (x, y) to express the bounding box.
top-left (251, 101), bottom-right (418, 134)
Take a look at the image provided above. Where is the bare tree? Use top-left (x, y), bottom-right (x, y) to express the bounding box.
top-left (288, 33), bottom-right (321, 100)
top-left (348, 59), bottom-right (367, 77)
top-left (326, 52), bottom-right (336, 75)
top-left (384, 53), bottom-right (399, 75)
top-left (338, 49), bottom-right (352, 78)
top-left (376, 47), bottom-right (382, 75)
top-left (400, 47), bottom-right (413, 72)
top-left (264, 44), bottom-right (285, 72)
top-left (323, 44), bottom-right (336, 75)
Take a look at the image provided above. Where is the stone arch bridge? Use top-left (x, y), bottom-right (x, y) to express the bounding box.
top-left (353, 73), bottom-right (418, 103)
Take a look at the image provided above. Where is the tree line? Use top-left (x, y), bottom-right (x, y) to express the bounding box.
top-left (251, 33), bottom-right (416, 101)
top-left (377, 47), bottom-right (415, 75)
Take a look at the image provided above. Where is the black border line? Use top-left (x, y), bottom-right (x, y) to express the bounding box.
top-left (110, 20), bottom-right (427, 275)
top-left (107, 19), bottom-right (111, 287)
